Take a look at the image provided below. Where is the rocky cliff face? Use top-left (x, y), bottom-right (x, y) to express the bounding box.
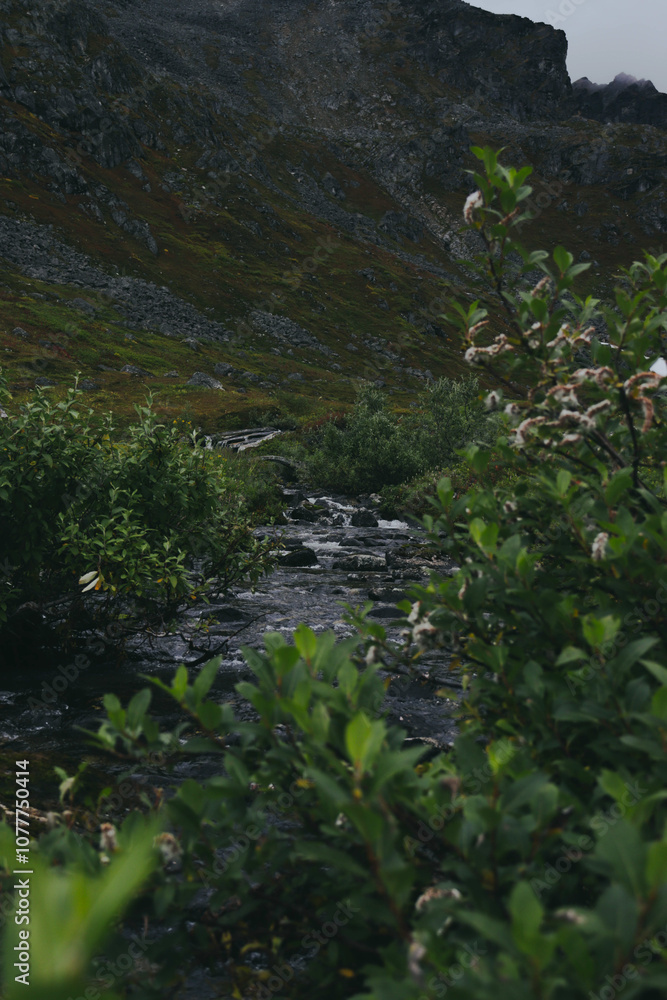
top-left (0, 0), bottom-right (665, 424)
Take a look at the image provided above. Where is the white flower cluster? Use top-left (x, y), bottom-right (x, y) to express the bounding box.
top-left (405, 601), bottom-right (441, 651)
top-left (463, 189), bottom-right (484, 224)
top-left (571, 365), bottom-right (614, 388)
top-left (99, 822), bottom-right (117, 864)
top-left (511, 378), bottom-right (614, 449)
top-left (591, 532), bottom-right (609, 562)
top-left (531, 276), bottom-right (551, 296)
top-left (545, 324), bottom-right (595, 352)
top-left (465, 334), bottom-right (513, 365)
top-left (365, 645), bottom-right (381, 666)
top-left (623, 371), bottom-right (664, 433)
top-left (154, 832), bottom-right (183, 869)
top-left (415, 886), bottom-right (462, 912)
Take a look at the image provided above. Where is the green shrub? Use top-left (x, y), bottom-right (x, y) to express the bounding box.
top-left (0, 380), bottom-right (276, 636)
top-left (307, 384), bottom-right (422, 492)
top-left (0, 376), bottom-right (105, 622)
top-left (414, 374), bottom-right (498, 467)
top-left (308, 379), bottom-right (494, 494)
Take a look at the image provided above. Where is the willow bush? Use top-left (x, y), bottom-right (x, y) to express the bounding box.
top-left (0, 381), bottom-right (275, 639)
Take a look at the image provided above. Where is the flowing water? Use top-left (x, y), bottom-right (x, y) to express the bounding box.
top-left (0, 489), bottom-right (459, 777)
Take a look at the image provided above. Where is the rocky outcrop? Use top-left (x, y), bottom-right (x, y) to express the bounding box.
top-left (573, 75), bottom-right (667, 129)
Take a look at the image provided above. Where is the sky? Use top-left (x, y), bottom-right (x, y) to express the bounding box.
top-left (463, 0), bottom-right (667, 93)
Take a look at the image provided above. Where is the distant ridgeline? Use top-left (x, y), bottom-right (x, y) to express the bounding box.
top-left (573, 73), bottom-right (667, 129)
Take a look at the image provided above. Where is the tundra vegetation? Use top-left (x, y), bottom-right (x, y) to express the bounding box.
top-left (2, 150), bottom-right (667, 1000)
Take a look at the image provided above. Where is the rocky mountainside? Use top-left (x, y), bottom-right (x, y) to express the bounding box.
top-left (0, 0), bottom-right (665, 427)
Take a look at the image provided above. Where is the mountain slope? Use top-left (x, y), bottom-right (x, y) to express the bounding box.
top-left (0, 0), bottom-right (665, 428)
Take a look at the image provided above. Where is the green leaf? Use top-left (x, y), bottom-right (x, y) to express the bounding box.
top-left (556, 469), bottom-right (572, 496)
top-left (651, 686), bottom-right (667, 721)
top-left (465, 446), bottom-right (492, 475)
top-left (294, 623), bottom-right (318, 661)
top-left (224, 753), bottom-right (250, 788)
top-left (567, 262), bottom-right (591, 278)
top-left (192, 656), bottom-right (221, 703)
top-left (310, 701), bottom-right (331, 741)
top-left (4, 819), bottom-right (158, 1000)
top-left (642, 659), bottom-right (667, 687)
top-left (306, 767), bottom-right (350, 808)
top-left (127, 688), bottom-right (151, 731)
top-left (436, 476), bottom-right (454, 508)
top-left (273, 644), bottom-right (301, 677)
top-left (598, 770), bottom-right (635, 805)
top-left (594, 821), bottom-right (645, 895)
top-left (346, 713), bottom-right (372, 768)
top-left (608, 638), bottom-right (659, 676)
top-left (582, 614), bottom-right (620, 651)
top-left (646, 840), bottom-right (667, 889)
top-left (555, 646), bottom-right (588, 666)
top-left (338, 659), bottom-right (358, 697)
top-left (605, 467), bottom-right (634, 506)
top-left (455, 911), bottom-right (516, 952)
top-left (509, 881), bottom-right (543, 945)
top-left (293, 841), bottom-right (368, 879)
top-left (553, 246), bottom-right (574, 273)
top-left (469, 517), bottom-right (499, 556)
top-left (172, 664), bottom-right (189, 702)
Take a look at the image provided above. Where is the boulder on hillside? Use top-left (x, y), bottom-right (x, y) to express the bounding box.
top-left (121, 364), bottom-right (155, 377)
top-left (214, 362), bottom-right (235, 376)
top-left (70, 297), bottom-right (96, 315)
top-left (186, 372), bottom-right (224, 389)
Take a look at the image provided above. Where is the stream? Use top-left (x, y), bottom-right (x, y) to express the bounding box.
top-left (0, 487), bottom-right (463, 998)
top-left (0, 489), bottom-right (460, 776)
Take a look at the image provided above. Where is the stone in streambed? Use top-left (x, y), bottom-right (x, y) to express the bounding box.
top-left (287, 506), bottom-right (319, 523)
top-left (368, 605), bottom-right (401, 619)
top-left (276, 547), bottom-right (319, 567)
top-left (333, 554), bottom-right (386, 571)
top-left (350, 509), bottom-right (379, 528)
